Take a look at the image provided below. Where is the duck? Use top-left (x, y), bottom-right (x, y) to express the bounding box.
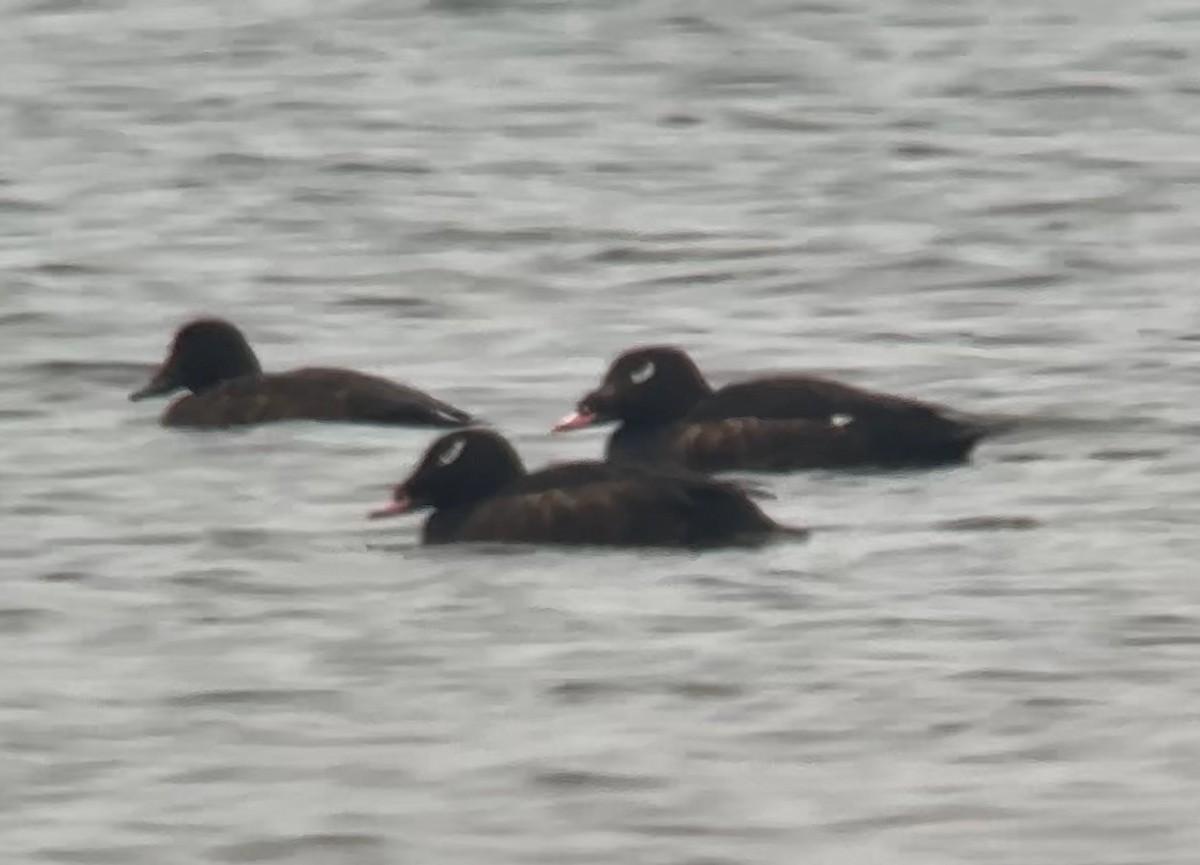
top-left (551, 345), bottom-right (988, 472)
top-left (130, 317), bottom-right (477, 429)
top-left (367, 428), bottom-right (807, 548)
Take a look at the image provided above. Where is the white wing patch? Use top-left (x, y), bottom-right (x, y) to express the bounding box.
top-left (830, 413), bottom-right (854, 428)
top-left (629, 361), bottom-right (655, 385)
top-left (437, 437), bottom-right (467, 466)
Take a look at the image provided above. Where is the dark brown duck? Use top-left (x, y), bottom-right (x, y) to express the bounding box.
top-left (552, 345), bottom-right (989, 472)
top-left (130, 317), bottom-right (477, 429)
top-left (368, 428), bottom-right (807, 548)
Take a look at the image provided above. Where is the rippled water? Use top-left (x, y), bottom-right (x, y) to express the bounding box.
top-left (4, 1), bottom-right (1200, 863)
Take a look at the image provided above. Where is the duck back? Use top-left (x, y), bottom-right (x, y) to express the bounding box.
top-left (163, 368), bottom-right (474, 428)
top-left (422, 461), bottom-right (797, 548)
top-left (607, 413), bottom-right (982, 473)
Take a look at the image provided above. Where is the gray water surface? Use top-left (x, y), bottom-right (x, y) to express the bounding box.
top-left (3, 1), bottom-right (1200, 863)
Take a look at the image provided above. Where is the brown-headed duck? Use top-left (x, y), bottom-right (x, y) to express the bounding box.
top-left (130, 317), bottom-right (477, 429)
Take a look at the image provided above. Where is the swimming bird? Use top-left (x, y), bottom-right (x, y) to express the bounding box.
top-left (368, 428), bottom-right (807, 548)
top-left (130, 317), bottom-right (476, 429)
top-left (552, 345), bottom-right (988, 472)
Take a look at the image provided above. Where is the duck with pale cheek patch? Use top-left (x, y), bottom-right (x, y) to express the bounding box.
top-left (368, 429), bottom-right (807, 548)
top-left (553, 345), bottom-right (993, 472)
top-left (130, 317), bottom-right (478, 429)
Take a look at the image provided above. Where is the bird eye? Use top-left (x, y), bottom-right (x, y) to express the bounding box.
top-left (437, 437), bottom-right (467, 466)
top-left (629, 361), bottom-right (655, 385)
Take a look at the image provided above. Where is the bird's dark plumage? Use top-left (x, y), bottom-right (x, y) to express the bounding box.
top-left (553, 345), bottom-right (988, 471)
top-left (368, 429), bottom-right (806, 548)
top-left (130, 318), bottom-right (476, 429)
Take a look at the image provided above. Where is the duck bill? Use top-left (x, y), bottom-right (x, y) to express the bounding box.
top-left (368, 493), bottom-right (413, 520)
top-left (551, 410), bottom-right (598, 433)
top-left (129, 369), bottom-right (177, 402)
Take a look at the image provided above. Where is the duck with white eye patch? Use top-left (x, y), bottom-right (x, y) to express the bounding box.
top-left (129, 317), bottom-right (479, 429)
top-left (552, 345), bottom-right (995, 473)
top-left (367, 428), bottom-right (808, 548)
